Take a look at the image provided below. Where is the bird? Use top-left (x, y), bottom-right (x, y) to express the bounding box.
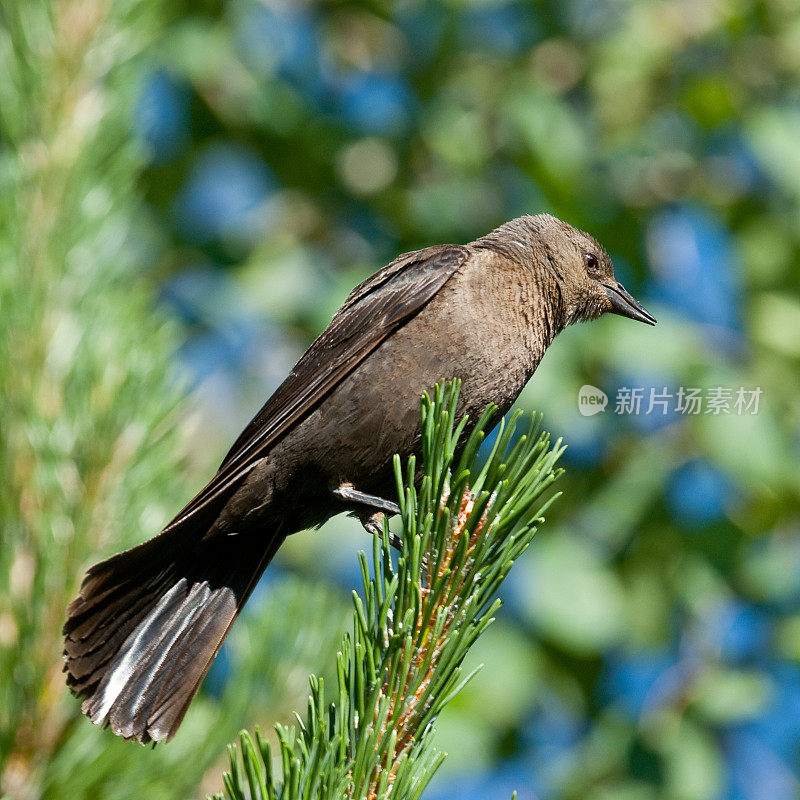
top-left (63, 213), bottom-right (656, 744)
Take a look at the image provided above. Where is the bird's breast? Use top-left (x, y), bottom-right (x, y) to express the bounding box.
top-left (268, 255), bottom-right (556, 515)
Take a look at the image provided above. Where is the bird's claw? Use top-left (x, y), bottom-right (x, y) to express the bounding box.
top-left (359, 510), bottom-right (403, 551)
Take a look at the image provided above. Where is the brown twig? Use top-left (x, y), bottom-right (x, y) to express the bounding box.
top-left (364, 485), bottom-right (491, 799)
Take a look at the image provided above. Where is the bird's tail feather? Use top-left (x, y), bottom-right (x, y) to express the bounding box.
top-left (63, 526), bottom-right (281, 743)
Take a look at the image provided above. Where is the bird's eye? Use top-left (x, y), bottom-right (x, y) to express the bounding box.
top-left (584, 252), bottom-right (599, 273)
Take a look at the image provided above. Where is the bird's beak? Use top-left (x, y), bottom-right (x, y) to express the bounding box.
top-left (602, 282), bottom-right (657, 326)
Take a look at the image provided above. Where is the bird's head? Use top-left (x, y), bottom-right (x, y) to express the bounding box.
top-left (531, 214), bottom-right (656, 327)
top-left (476, 214), bottom-right (656, 328)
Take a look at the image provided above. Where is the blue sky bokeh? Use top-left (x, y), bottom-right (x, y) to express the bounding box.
top-left (130, 2), bottom-right (800, 797)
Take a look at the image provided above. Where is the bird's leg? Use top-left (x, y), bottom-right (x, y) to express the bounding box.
top-left (332, 483), bottom-right (403, 551)
top-left (332, 483), bottom-right (401, 515)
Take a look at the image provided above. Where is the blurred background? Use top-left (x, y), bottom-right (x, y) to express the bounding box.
top-left (3, 0), bottom-right (800, 798)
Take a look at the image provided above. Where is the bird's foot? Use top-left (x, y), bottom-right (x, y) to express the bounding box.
top-left (333, 483), bottom-right (403, 551)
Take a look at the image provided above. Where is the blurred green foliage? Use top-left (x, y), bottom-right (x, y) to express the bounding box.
top-left (0, 3), bottom-right (348, 798)
top-left (4, 0), bottom-right (800, 798)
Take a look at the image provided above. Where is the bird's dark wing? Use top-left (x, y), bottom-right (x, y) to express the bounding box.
top-left (163, 244), bottom-right (469, 532)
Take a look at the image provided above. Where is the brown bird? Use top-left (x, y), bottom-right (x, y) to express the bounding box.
top-left (63, 214), bottom-right (655, 744)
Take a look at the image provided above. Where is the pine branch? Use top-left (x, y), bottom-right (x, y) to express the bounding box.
top-left (217, 380), bottom-right (565, 800)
